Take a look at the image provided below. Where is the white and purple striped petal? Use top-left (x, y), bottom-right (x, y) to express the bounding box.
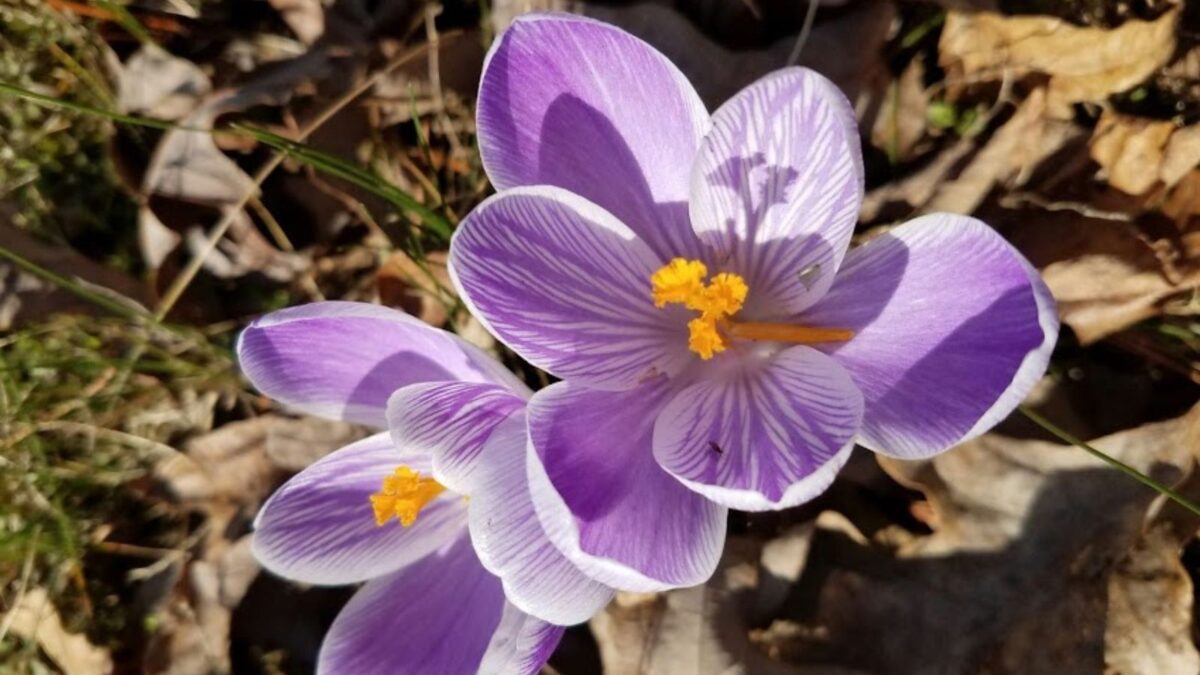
top-left (477, 602), bottom-right (565, 674)
top-left (802, 214), bottom-right (1059, 459)
top-left (318, 534), bottom-right (562, 675)
top-left (468, 413), bottom-right (614, 625)
top-left (387, 382), bottom-right (528, 494)
top-left (526, 380), bottom-right (726, 592)
top-left (237, 302), bottom-right (523, 426)
top-left (450, 187), bottom-right (691, 391)
top-left (252, 433), bottom-right (466, 586)
top-left (652, 346), bottom-right (862, 511)
top-left (477, 13), bottom-right (709, 261)
top-left (689, 67), bottom-right (864, 319)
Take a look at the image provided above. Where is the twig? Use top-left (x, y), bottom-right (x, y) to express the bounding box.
top-left (787, 0), bottom-right (820, 66)
top-left (153, 37), bottom-right (455, 321)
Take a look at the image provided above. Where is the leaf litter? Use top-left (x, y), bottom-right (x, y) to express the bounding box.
top-left (6, 0), bottom-right (1200, 673)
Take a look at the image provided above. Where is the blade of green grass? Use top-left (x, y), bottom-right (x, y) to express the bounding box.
top-left (0, 245), bottom-right (145, 321)
top-left (1020, 405), bottom-right (1200, 518)
top-left (236, 125), bottom-right (454, 241)
top-left (92, 0), bottom-right (158, 47)
top-left (0, 80), bottom-right (454, 241)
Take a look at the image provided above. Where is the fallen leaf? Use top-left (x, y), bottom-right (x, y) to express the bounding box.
top-left (5, 588), bottom-right (114, 675)
top-left (997, 207), bottom-right (1200, 344)
top-left (1105, 523), bottom-right (1200, 675)
top-left (1090, 110), bottom-right (1180, 195)
top-left (751, 401), bottom-right (1200, 673)
top-left (869, 56), bottom-right (929, 163)
top-left (376, 250), bottom-right (456, 327)
top-left (939, 8), bottom-right (1179, 116)
top-left (268, 0), bottom-right (326, 45)
top-left (862, 88), bottom-right (1084, 220)
top-left (591, 537), bottom-right (803, 675)
top-left (118, 46), bottom-right (211, 120)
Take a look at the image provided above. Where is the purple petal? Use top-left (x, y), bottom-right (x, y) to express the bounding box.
top-left (450, 187), bottom-right (691, 390)
top-left (478, 603), bottom-right (565, 674)
top-left (470, 413), bottom-right (614, 625)
top-left (526, 380), bottom-right (727, 591)
top-left (237, 301), bottom-right (526, 427)
top-left (689, 68), bottom-right (864, 319)
top-left (478, 13), bottom-right (709, 260)
top-left (318, 535), bottom-right (561, 675)
top-left (252, 433), bottom-right (466, 586)
top-left (387, 382), bottom-right (528, 495)
top-left (652, 346), bottom-right (862, 511)
top-left (802, 214), bottom-right (1059, 459)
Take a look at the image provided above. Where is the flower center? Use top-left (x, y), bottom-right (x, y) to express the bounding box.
top-left (369, 466), bottom-right (446, 527)
top-left (650, 257), bottom-right (855, 360)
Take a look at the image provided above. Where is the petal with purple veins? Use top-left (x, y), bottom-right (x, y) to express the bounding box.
top-left (689, 68), bottom-right (864, 319)
top-left (252, 433), bottom-right (466, 586)
top-left (470, 413), bottom-right (614, 625)
top-left (526, 380), bottom-right (727, 592)
top-left (801, 214), bottom-right (1059, 459)
top-left (653, 346), bottom-right (862, 511)
top-left (478, 13), bottom-right (709, 260)
top-left (318, 535), bottom-right (561, 675)
top-left (387, 382), bottom-right (528, 495)
top-left (237, 301), bottom-right (526, 427)
top-left (451, 187), bottom-right (691, 391)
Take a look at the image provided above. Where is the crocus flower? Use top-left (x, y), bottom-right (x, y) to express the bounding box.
top-left (237, 302), bottom-right (611, 674)
top-left (448, 14), bottom-right (1058, 592)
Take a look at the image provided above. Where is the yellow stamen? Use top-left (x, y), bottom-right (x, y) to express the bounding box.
top-left (651, 258), bottom-right (708, 308)
top-left (650, 258), bottom-right (854, 359)
top-left (688, 316), bottom-right (726, 360)
top-left (369, 466), bottom-right (446, 527)
top-left (701, 273), bottom-right (748, 317)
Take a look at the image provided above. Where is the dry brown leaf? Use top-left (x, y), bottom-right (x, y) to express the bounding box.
top-left (869, 57), bottom-right (929, 163)
top-left (118, 46), bottom-right (211, 120)
top-left (377, 250), bottom-right (456, 327)
top-left (759, 402), bottom-right (1200, 674)
top-left (5, 588), bottom-right (114, 675)
top-left (939, 9), bottom-right (1179, 115)
top-left (268, 0), bottom-right (326, 45)
top-left (591, 537), bottom-right (805, 675)
top-left (138, 52), bottom-right (332, 281)
top-left (862, 89), bottom-right (1084, 220)
top-left (1089, 110), bottom-right (1200, 195)
top-left (998, 207), bottom-right (1200, 343)
top-left (1105, 523), bottom-right (1200, 674)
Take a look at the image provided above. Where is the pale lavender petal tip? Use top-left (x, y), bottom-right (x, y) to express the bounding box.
top-left (803, 213), bottom-right (1059, 459)
top-left (237, 301), bottom-right (525, 427)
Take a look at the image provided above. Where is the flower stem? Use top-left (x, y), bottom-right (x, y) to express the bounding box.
top-left (1019, 405), bottom-right (1200, 518)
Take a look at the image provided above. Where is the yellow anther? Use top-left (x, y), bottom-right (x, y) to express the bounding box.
top-left (651, 258), bottom-right (709, 308)
top-left (688, 316), bottom-right (726, 360)
top-left (369, 466), bottom-right (446, 527)
top-left (702, 273), bottom-right (748, 317)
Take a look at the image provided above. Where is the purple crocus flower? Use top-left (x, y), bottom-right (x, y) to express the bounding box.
top-left (237, 302), bottom-right (612, 674)
top-left (447, 14), bottom-right (1059, 592)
